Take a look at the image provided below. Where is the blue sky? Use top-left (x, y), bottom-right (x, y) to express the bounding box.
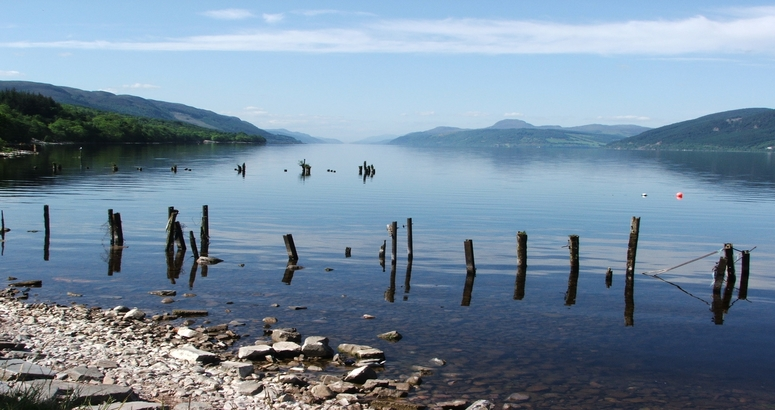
top-left (2, 1), bottom-right (775, 141)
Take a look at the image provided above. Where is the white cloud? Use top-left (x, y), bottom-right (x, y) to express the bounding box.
top-left (461, 111), bottom-right (488, 117)
top-left (4, 7), bottom-right (775, 55)
top-left (123, 83), bottom-right (160, 89)
top-left (262, 13), bottom-right (284, 24)
top-left (0, 70), bottom-right (21, 77)
top-left (201, 9), bottom-right (255, 20)
top-left (504, 112), bottom-right (524, 117)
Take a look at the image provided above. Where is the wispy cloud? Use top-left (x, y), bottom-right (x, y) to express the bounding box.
top-left (461, 111), bottom-right (488, 117)
top-left (263, 13), bottom-right (284, 24)
top-left (504, 112), bottom-right (524, 117)
top-left (0, 70), bottom-right (21, 77)
top-left (201, 9), bottom-right (255, 20)
top-left (602, 115), bottom-right (652, 121)
top-left (296, 9), bottom-right (376, 18)
top-left (4, 7), bottom-right (775, 55)
top-left (122, 83), bottom-right (160, 89)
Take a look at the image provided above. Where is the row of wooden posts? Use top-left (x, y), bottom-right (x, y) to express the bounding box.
top-left (8, 208), bottom-right (752, 324)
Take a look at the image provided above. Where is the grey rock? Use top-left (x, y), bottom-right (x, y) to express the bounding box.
top-left (301, 336), bottom-right (335, 358)
top-left (18, 379), bottom-right (135, 405)
top-left (436, 400), bottom-right (469, 410)
top-left (172, 403), bottom-right (212, 410)
top-left (123, 308), bottom-right (146, 320)
top-left (236, 380), bottom-right (263, 395)
top-left (465, 399), bottom-right (494, 410)
top-left (272, 341), bottom-right (301, 358)
top-left (327, 380), bottom-right (359, 394)
top-left (271, 328), bottom-right (301, 343)
top-left (0, 358), bottom-right (55, 381)
top-left (506, 392), bottom-right (530, 402)
top-left (83, 402), bottom-right (163, 410)
top-left (363, 379), bottom-right (391, 390)
top-left (149, 290), bottom-right (176, 296)
top-left (237, 344), bottom-right (274, 360)
top-left (377, 330), bottom-right (403, 342)
top-left (263, 317), bottom-right (278, 324)
top-left (220, 361), bottom-right (253, 378)
top-left (169, 344), bottom-right (219, 364)
top-left (65, 366), bottom-right (104, 381)
top-left (310, 384), bottom-right (335, 400)
top-left (343, 366), bottom-right (377, 384)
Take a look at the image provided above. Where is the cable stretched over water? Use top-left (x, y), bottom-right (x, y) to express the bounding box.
top-left (640, 249), bottom-right (722, 277)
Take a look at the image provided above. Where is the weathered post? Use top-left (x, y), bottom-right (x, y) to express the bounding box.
top-left (201, 205), bottom-right (209, 243)
top-left (565, 235), bottom-right (580, 306)
top-left (174, 221), bottom-right (186, 251)
top-left (464, 239), bottom-right (476, 273)
top-left (189, 231), bottom-right (200, 260)
top-left (605, 267), bottom-right (613, 288)
top-left (517, 231), bottom-right (527, 268)
top-left (724, 243), bottom-right (735, 279)
top-left (406, 218), bottom-right (413, 258)
top-left (43, 205), bottom-right (50, 261)
top-left (108, 209), bottom-right (115, 246)
top-left (712, 256), bottom-right (727, 295)
top-left (345, 247), bottom-right (352, 258)
top-left (624, 217), bottom-right (640, 327)
top-left (390, 221), bottom-right (398, 265)
top-left (739, 250), bottom-right (750, 300)
top-left (166, 207), bottom-right (178, 252)
top-left (1, 210), bottom-right (6, 233)
top-left (283, 234), bottom-right (299, 261)
top-left (112, 212), bottom-right (124, 246)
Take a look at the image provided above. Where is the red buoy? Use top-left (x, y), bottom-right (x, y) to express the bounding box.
top-left (676, 192), bottom-right (683, 199)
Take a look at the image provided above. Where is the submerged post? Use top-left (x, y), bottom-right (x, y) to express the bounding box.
top-left (112, 212), bottom-right (124, 246)
top-left (565, 235), bottom-right (580, 306)
top-left (739, 250), bottom-right (750, 300)
top-left (712, 256), bottom-right (727, 295)
top-left (283, 234), bottom-right (299, 261)
top-left (514, 231), bottom-right (528, 300)
top-left (390, 221), bottom-right (398, 265)
top-left (201, 205), bottom-right (209, 243)
top-left (605, 267), bottom-right (613, 288)
top-left (189, 231), bottom-right (200, 260)
top-left (624, 217), bottom-right (640, 326)
top-left (43, 205), bottom-right (50, 261)
top-left (464, 239), bottom-right (476, 274)
top-left (406, 218), bottom-right (413, 258)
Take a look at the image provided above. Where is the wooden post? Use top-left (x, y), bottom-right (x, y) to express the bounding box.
top-left (712, 256), bottom-right (727, 295)
top-left (189, 231), bottom-right (200, 260)
top-left (166, 207), bottom-right (178, 252)
top-left (358, 165), bottom-right (363, 175)
top-left (406, 218), bottom-right (413, 258)
top-left (464, 239), bottom-right (476, 273)
top-left (739, 250), bottom-right (750, 300)
top-left (724, 243), bottom-right (735, 279)
top-left (517, 231), bottom-right (527, 268)
top-left (108, 209), bottom-right (115, 246)
top-left (174, 221), bottom-right (186, 251)
top-left (200, 205), bottom-right (209, 243)
top-left (112, 212), bottom-right (124, 246)
top-left (43, 205), bottom-right (50, 261)
top-left (565, 235), bottom-right (580, 306)
top-left (1, 210), bottom-right (5, 233)
top-left (605, 267), bottom-right (613, 288)
top-left (390, 221), bottom-right (398, 265)
top-left (345, 247), bottom-right (352, 257)
top-left (283, 234), bottom-right (299, 261)
top-left (625, 217), bottom-right (640, 326)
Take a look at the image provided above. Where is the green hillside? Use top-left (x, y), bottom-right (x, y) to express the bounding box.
top-left (0, 89), bottom-right (266, 146)
top-left (608, 108), bottom-right (775, 151)
top-left (0, 81), bottom-right (298, 144)
top-left (390, 127), bottom-right (614, 148)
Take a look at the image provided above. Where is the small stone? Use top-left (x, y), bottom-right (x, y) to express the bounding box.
top-left (362, 314), bottom-right (375, 319)
top-left (263, 317), bottom-right (278, 324)
top-left (377, 331), bottom-right (402, 342)
top-left (161, 298), bottom-right (174, 304)
top-left (506, 393), bottom-right (530, 402)
top-left (124, 308), bottom-right (146, 320)
top-left (343, 366), bottom-right (377, 384)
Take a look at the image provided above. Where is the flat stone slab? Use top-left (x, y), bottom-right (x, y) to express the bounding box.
top-left (83, 402), bottom-right (163, 410)
top-left (16, 379), bottom-right (135, 405)
top-left (65, 366), bottom-right (104, 382)
top-left (170, 344), bottom-right (219, 364)
top-left (0, 358), bottom-right (56, 381)
top-left (237, 344), bottom-right (274, 360)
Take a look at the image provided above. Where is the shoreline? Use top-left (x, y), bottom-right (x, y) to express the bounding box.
top-left (0, 292), bottom-right (462, 410)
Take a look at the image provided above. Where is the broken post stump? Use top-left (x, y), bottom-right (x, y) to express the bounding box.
top-left (739, 250), bottom-right (750, 300)
top-left (390, 221), bottom-right (398, 265)
top-left (283, 234), bottom-right (299, 261)
top-left (406, 218), bottom-right (413, 258)
top-left (464, 239), bottom-right (476, 274)
top-left (112, 212), bottom-right (124, 246)
top-left (624, 217), bottom-right (640, 326)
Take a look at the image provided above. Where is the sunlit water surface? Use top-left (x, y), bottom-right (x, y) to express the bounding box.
top-left (1, 144), bottom-right (774, 408)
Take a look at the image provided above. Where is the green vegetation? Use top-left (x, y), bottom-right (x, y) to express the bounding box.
top-left (607, 108), bottom-right (775, 151)
top-left (0, 89), bottom-right (266, 148)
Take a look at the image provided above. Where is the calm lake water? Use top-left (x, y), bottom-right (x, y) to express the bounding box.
top-left (2, 144), bottom-right (775, 408)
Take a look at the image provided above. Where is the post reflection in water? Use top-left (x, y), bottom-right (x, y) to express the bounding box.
top-left (282, 262), bottom-right (296, 285)
top-left (461, 271), bottom-right (475, 306)
top-left (165, 248), bottom-right (186, 284)
top-left (385, 262), bottom-right (396, 303)
top-left (403, 255), bottom-right (413, 301)
top-left (624, 271), bottom-right (635, 327)
top-left (188, 261), bottom-right (198, 289)
top-left (107, 246), bottom-right (124, 276)
top-left (514, 231), bottom-right (527, 300)
top-left (564, 235), bottom-right (579, 306)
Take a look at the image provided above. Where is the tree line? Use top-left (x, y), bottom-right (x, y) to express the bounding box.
top-left (0, 89), bottom-right (266, 147)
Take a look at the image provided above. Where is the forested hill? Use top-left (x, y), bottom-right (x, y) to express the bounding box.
top-left (0, 81), bottom-right (297, 144)
top-left (608, 108), bottom-right (775, 151)
top-left (0, 89), bottom-right (267, 146)
top-left (390, 127), bottom-right (621, 148)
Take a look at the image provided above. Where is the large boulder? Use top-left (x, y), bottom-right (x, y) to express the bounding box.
top-left (301, 336), bottom-right (335, 358)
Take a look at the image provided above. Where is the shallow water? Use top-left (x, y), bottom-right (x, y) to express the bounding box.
top-left (1, 144), bottom-right (774, 408)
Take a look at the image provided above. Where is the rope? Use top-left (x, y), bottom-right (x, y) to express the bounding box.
top-left (640, 249), bottom-right (721, 277)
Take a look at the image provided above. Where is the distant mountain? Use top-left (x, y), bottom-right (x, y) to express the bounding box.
top-left (352, 134), bottom-right (399, 144)
top-left (608, 108), bottom-right (775, 151)
top-left (265, 128), bottom-right (342, 144)
top-left (390, 120), bottom-right (646, 148)
top-left (0, 80), bottom-right (299, 144)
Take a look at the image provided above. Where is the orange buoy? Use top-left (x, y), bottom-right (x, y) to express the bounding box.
top-left (676, 192), bottom-right (683, 199)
